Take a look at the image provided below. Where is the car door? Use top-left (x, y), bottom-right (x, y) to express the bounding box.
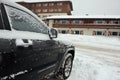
top-left (5, 5), bottom-right (59, 76)
top-left (0, 4), bottom-right (15, 77)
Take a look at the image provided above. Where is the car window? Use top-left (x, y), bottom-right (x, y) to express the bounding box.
top-left (5, 5), bottom-right (48, 34)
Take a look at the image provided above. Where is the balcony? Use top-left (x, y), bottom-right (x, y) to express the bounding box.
top-left (53, 23), bottom-right (120, 29)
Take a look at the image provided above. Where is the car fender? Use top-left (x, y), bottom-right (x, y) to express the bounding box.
top-left (55, 47), bottom-right (75, 73)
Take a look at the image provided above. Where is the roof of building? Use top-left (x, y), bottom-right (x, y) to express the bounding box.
top-left (16, 0), bottom-right (71, 3)
top-left (46, 15), bottom-right (120, 19)
top-left (17, 0), bottom-right (73, 10)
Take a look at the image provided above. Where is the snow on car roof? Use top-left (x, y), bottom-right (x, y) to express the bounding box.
top-left (46, 15), bottom-right (120, 19)
top-left (16, 0), bottom-right (71, 3)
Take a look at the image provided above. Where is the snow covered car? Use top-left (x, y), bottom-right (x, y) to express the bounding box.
top-left (0, 0), bottom-right (75, 80)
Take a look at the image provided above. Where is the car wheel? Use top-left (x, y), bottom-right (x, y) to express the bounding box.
top-left (56, 53), bottom-right (73, 80)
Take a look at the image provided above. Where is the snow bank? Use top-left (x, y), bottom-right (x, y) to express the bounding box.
top-left (57, 34), bottom-right (120, 50)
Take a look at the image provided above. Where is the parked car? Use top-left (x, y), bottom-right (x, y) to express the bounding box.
top-left (0, 0), bottom-right (75, 80)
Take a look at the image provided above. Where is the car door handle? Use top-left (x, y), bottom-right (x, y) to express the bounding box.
top-left (16, 39), bottom-right (33, 48)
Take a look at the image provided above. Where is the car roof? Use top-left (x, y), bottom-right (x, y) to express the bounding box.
top-left (0, 0), bottom-right (44, 24)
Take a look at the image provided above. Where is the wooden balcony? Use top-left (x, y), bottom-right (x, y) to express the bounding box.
top-left (53, 24), bottom-right (120, 29)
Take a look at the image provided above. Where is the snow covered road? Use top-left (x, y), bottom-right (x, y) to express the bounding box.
top-left (69, 47), bottom-right (120, 80)
top-left (57, 34), bottom-right (120, 80)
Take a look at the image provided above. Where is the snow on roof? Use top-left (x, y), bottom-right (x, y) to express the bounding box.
top-left (17, 0), bottom-right (71, 3)
top-left (46, 15), bottom-right (120, 19)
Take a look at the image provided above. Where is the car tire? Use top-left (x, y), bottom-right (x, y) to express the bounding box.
top-left (56, 53), bottom-right (73, 80)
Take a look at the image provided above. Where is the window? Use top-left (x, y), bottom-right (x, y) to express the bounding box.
top-left (54, 9), bottom-right (57, 12)
top-left (37, 4), bottom-right (41, 7)
top-left (49, 3), bottom-right (54, 6)
top-left (43, 3), bottom-right (48, 6)
top-left (61, 30), bottom-right (67, 34)
top-left (58, 9), bottom-right (62, 12)
top-left (119, 32), bottom-right (120, 36)
top-left (74, 30), bottom-right (79, 34)
top-left (110, 20), bottom-right (120, 24)
top-left (37, 9), bottom-right (41, 12)
top-left (60, 20), bottom-right (69, 24)
top-left (72, 20), bottom-right (83, 24)
top-left (97, 31), bottom-right (103, 35)
top-left (57, 3), bottom-right (63, 6)
top-left (43, 9), bottom-right (47, 12)
top-left (94, 31), bottom-right (103, 35)
top-left (5, 5), bottom-right (48, 34)
top-left (49, 9), bottom-right (54, 12)
top-left (111, 32), bottom-right (118, 36)
top-left (94, 20), bottom-right (105, 24)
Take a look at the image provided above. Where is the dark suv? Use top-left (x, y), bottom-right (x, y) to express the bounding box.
top-left (0, 0), bottom-right (75, 80)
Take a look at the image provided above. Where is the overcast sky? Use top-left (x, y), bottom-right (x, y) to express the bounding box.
top-left (12, 0), bottom-right (120, 15)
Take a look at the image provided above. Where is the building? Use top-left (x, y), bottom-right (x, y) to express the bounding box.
top-left (46, 15), bottom-right (120, 36)
top-left (17, 0), bottom-right (73, 20)
top-left (17, 1), bottom-right (120, 36)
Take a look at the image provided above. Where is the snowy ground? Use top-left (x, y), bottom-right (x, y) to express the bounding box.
top-left (57, 34), bottom-right (120, 80)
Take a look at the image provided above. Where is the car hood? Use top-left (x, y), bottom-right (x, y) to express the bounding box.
top-left (55, 38), bottom-right (74, 47)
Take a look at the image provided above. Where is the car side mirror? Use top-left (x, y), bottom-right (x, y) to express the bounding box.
top-left (49, 28), bottom-right (58, 39)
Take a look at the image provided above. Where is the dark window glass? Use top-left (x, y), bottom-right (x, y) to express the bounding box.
top-left (110, 20), bottom-right (120, 24)
top-left (114, 21), bottom-right (118, 24)
top-left (74, 30), bottom-right (79, 34)
top-left (72, 20), bottom-right (82, 24)
top-left (5, 5), bottom-right (48, 34)
top-left (60, 20), bottom-right (68, 24)
top-left (119, 32), bottom-right (120, 36)
top-left (61, 30), bottom-right (67, 34)
top-left (97, 31), bottom-right (102, 35)
top-left (112, 32), bottom-right (118, 36)
top-left (95, 20), bottom-right (105, 24)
